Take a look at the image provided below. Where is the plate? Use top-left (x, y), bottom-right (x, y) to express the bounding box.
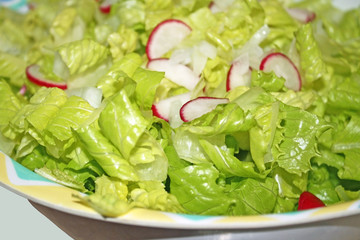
top-left (1, 1), bottom-right (360, 239)
top-left (1, 151), bottom-right (360, 240)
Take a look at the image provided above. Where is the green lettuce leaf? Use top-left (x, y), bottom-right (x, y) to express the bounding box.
top-left (271, 166), bottom-right (307, 199)
top-left (169, 162), bottom-right (279, 215)
top-left (0, 19), bottom-right (29, 55)
top-left (171, 129), bottom-right (212, 164)
top-left (272, 103), bottom-right (328, 176)
top-left (232, 86), bottom-right (275, 112)
top-left (110, 0), bottom-right (145, 28)
top-left (132, 67), bottom-right (164, 110)
top-left (76, 124), bottom-right (138, 181)
top-left (271, 89), bottom-right (318, 110)
top-left (249, 102), bottom-right (279, 172)
top-left (98, 90), bottom-right (149, 159)
top-left (259, 0), bottom-right (298, 49)
top-left (169, 163), bottom-right (234, 215)
top-left (180, 103), bottom-right (255, 136)
top-left (295, 23), bottom-right (329, 87)
top-left (74, 175), bottom-right (131, 217)
top-left (331, 114), bottom-right (360, 181)
top-left (75, 177), bottom-right (183, 217)
top-left (202, 56), bottom-right (230, 96)
top-left (336, 185), bottom-right (360, 202)
top-left (199, 139), bottom-right (267, 179)
top-left (229, 177), bottom-right (278, 215)
top-left (307, 164), bottom-right (340, 205)
top-left (144, 0), bottom-right (173, 30)
top-left (3, 87), bottom-right (67, 143)
top-left (0, 80), bottom-right (22, 131)
top-left (251, 70), bottom-right (285, 92)
top-left (130, 181), bottom-right (183, 212)
top-left (107, 24), bottom-right (139, 60)
top-left (43, 95), bottom-right (95, 158)
top-left (129, 131), bottom-right (168, 181)
top-left (50, 7), bottom-right (87, 46)
top-left (98, 90), bottom-right (168, 181)
top-left (18, 145), bottom-right (48, 171)
top-left (326, 77), bottom-right (360, 112)
top-left (0, 51), bottom-right (27, 87)
top-left (57, 39), bottom-right (109, 76)
top-left (96, 53), bottom-right (143, 98)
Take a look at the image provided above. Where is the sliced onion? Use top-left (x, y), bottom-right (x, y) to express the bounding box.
top-left (53, 52), bottom-right (70, 80)
top-left (192, 48), bottom-right (208, 76)
top-left (210, 0), bottom-right (235, 13)
top-left (197, 41), bottom-right (217, 59)
top-left (66, 87), bottom-right (103, 108)
top-left (234, 25), bottom-right (270, 70)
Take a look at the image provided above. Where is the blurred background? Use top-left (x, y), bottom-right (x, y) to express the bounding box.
top-left (0, 186), bottom-right (73, 239)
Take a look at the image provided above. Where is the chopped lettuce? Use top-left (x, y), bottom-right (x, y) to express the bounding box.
top-left (0, 0), bottom-right (360, 218)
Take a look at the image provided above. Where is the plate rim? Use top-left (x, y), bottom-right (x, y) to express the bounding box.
top-left (1, 151), bottom-right (360, 230)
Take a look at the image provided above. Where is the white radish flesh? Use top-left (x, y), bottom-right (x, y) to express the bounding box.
top-left (180, 97), bottom-right (229, 122)
top-left (226, 54), bottom-right (252, 91)
top-left (286, 8), bottom-right (316, 23)
top-left (259, 52), bottom-right (302, 91)
top-left (152, 92), bottom-right (192, 122)
top-left (146, 19), bottom-right (192, 60)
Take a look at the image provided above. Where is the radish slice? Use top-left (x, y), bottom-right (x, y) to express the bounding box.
top-left (99, 0), bottom-right (111, 14)
top-left (26, 64), bottom-right (67, 90)
top-left (259, 52), bottom-right (301, 91)
top-left (180, 97), bottom-right (229, 122)
top-left (226, 55), bottom-right (252, 91)
top-left (286, 8), bottom-right (316, 24)
top-left (209, 2), bottom-right (222, 13)
top-left (19, 85), bottom-right (27, 95)
top-left (209, 0), bottom-right (234, 13)
top-left (152, 92), bottom-right (191, 122)
top-left (99, 4), bottom-right (111, 14)
top-left (99, 0), bottom-right (115, 14)
top-left (297, 191), bottom-right (325, 210)
top-left (146, 19), bottom-right (192, 60)
top-left (147, 58), bottom-right (200, 91)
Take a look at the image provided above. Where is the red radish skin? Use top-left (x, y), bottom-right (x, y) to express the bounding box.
top-left (147, 58), bottom-right (200, 91)
top-left (226, 62), bottom-right (252, 91)
top-left (152, 92), bottom-right (191, 122)
top-left (26, 64), bottom-right (67, 90)
top-left (146, 19), bottom-right (192, 60)
top-left (259, 52), bottom-right (302, 91)
top-left (99, 4), bottom-right (111, 14)
top-left (286, 8), bottom-right (316, 24)
top-left (98, 0), bottom-right (112, 14)
top-left (297, 191), bottom-right (325, 211)
top-left (180, 97), bottom-right (229, 122)
top-left (152, 104), bottom-right (166, 121)
top-left (209, 1), bottom-right (219, 13)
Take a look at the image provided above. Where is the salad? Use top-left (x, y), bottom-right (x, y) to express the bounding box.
top-left (0, 0), bottom-right (360, 217)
